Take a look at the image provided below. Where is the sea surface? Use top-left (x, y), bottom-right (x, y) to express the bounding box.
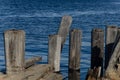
top-left (0, 0), bottom-right (120, 79)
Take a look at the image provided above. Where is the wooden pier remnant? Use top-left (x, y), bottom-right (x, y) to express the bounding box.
top-left (3, 16), bottom-right (120, 80)
top-left (105, 26), bottom-right (118, 69)
top-left (91, 28), bottom-right (104, 76)
top-left (105, 27), bottom-right (120, 79)
top-left (105, 37), bottom-right (120, 79)
top-left (69, 29), bottom-right (82, 70)
top-left (48, 15), bottom-right (72, 72)
top-left (48, 35), bottom-right (62, 72)
top-left (0, 16), bottom-right (74, 80)
top-left (4, 30), bottom-right (25, 74)
top-left (0, 64), bottom-right (54, 80)
top-left (58, 15), bottom-right (72, 48)
top-left (2, 29), bottom-right (63, 80)
top-left (86, 26), bottom-right (120, 80)
top-left (68, 29), bottom-right (81, 80)
top-left (86, 28), bottom-right (105, 80)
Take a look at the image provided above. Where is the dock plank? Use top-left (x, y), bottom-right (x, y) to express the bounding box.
top-left (39, 73), bottom-right (62, 80)
top-left (0, 64), bottom-right (53, 80)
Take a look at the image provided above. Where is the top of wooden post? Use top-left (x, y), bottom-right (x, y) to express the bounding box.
top-left (107, 25), bottom-right (117, 28)
top-left (71, 29), bottom-right (81, 33)
top-left (92, 28), bottom-right (103, 32)
top-left (4, 29), bottom-right (25, 35)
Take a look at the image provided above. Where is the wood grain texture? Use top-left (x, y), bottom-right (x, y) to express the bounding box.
top-left (91, 28), bottom-right (104, 68)
top-left (106, 31), bottom-right (120, 80)
top-left (25, 56), bottom-right (42, 69)
top-left (48, 35), bottom-right (61, 72)
top-left (4, 30), bottom-right (25, 74)
top-left (69, 29), bottom-right (82, 70)
top-left (105, 26), bottom-right (118, 69)
top-left (91, 28), bottom-right (104, 76)
top-left (68, 70), bottom-right (80, 80)
top-left (1, 64), bottom-right (53, 80)
top-left (58, 15), bottom-right (72, 48)
top-left (39, 73), bottom-right (62, 80)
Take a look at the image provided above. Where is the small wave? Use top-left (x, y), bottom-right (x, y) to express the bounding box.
top-left (0, 12), bottom-right (62, 18)
top-left (1, 10), bottom-right (120, 18)
top-left (65, 10), bottom-right (120, 16)
top-left (111, 2), bottom-right (120, 5)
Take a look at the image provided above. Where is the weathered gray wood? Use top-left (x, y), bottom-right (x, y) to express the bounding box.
top-left (48, 35), bottom-right (62, 72)
top-left (25, 56), bottom-right (42, 69)
top-left (25, 64), bottom-right (53, 80)
top-left (69, 29), bottom-right (82, 70)
top-left (105, 26), bottom-right (118, 69)
top-left (1, 64), bottom-right (53, 80)
top-left (105, 27), bottom-right (120, 79)
top-left (53, 35), bottom-right (61, 72)
top-left (39, 73), bottom-right (63, 80)
top-left (4, 30), bottom-right (25, 74)
top-left (0, 73), bottom-right (6, 80)
top-left (58, 15), bottom-right (72, 48)
top-left (105, 36), bottom-right (120, 79)
top-left (91, 29), bottom-right (104, 76)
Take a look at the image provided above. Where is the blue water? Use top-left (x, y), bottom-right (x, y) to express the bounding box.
top-left (0, 0), bottom-right (120, 79)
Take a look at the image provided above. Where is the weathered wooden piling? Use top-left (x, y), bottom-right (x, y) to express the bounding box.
top-left (105, 27), bottom-right (120, 79)
top-left (91, 28), bottom-right (104, 76)
top-left (4, 30), bottom-right (25, 74)
top-left (58, 15), bottom-right (72, 48)
top-left (105, 26), bottom-right (118, 69)
top-left (105, 38), bottom-right (120, 79)
top-left (69, 29), bottom-right (82, 70)
top-left (68, 29), bottom-right (81, 80)
top-left (48, 35), bottom-right (62, 72)
top-left (1, 64), bottom-right (54, 80)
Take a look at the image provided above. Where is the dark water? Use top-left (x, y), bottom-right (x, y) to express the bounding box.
top-left (0, 0), bottom-right (120, 79)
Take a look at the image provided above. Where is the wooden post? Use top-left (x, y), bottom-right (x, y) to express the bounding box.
top-left (68, 70), bottom-right (80, 80)
top-left (48, 35), bottom-right (61, 72)
top-left (69, 29), bottom-right (82, 70)
top-left (91, 28), bottom-right (104, 76)
top-left (105, 34), bottom-right (120, 78)
top-left (4, 30), bottom-right (25, 74)
top-left (58, 15), bottom-right (72, 48)
top-left (105, 28), bottom-right (120, 78)
top-left (105, 26), bottom-right (118, 69)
